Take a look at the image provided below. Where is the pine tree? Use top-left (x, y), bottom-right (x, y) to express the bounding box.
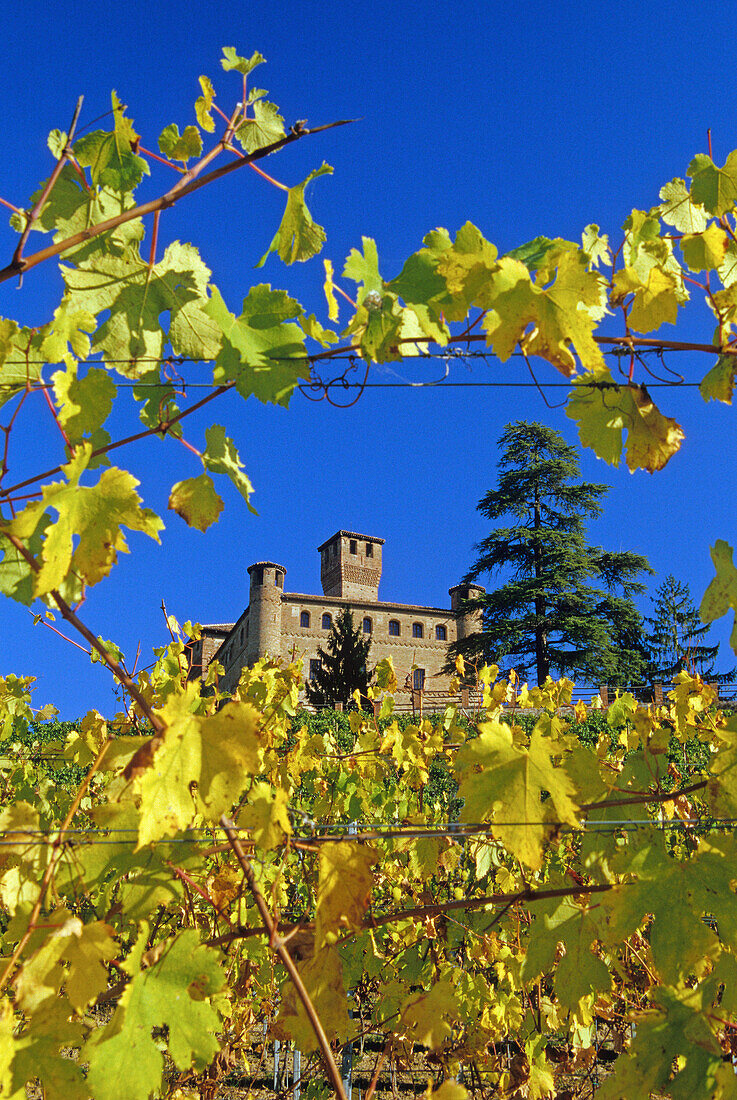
top-left (644, 575), bottom-right (734, 684)
top-left (305, 608), bottom-right (372, 707)
top-left (452, 422), bottom-right (652, 686)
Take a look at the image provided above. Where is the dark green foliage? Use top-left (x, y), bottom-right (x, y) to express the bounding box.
top-left (644, 574), bottom-right (735, 684)
top-left (304, 608), bottom-right (372, 708)
top-left (451, 422), bottom-right (652, 686)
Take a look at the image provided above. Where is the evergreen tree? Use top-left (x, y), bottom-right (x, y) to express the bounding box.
top-left (451, 422), bottom-right (652, 686)
top-left (305, 608), bottom-right (371, 707)
top-left (644, 575), bottom-right (734, 684)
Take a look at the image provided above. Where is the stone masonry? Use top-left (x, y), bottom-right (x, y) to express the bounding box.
top-left (188, 530), bottom-right (484, 697)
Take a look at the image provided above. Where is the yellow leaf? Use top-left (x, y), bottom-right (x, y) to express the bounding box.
top-left (400, 981), bottom-right (459, 1050)
top-left (239, 782), bottom-right (291, 849)
top-left (275, 946), bottom-right (350, 1052)
top-left (315, 841), bottom-right (377, 946)
top-left (136, 688), bottom-right (265, 846)
top-left (701, 540), bottom-right (737, 651)
top-left (323, 259), bottom-right (339, 321)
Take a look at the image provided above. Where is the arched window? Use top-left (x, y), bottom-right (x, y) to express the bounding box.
top-left (362, 617), bottom-right (372, 634)
top-left (435, 624), bottom-right (447, 641)
top-left (412, 622), bottom-right (424, 639)
top-left (321, 612), bottom-right (332, 629)
top-left (388, 619), bottom-right (400, 636)
top-left (300, 611), bottom-right (310, 628)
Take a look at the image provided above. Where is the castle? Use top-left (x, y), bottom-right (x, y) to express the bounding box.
top-left (188, 530), bottom-right (484, 697)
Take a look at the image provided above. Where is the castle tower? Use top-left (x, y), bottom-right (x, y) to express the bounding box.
top-left (318, 531), bottom-right (384, 601)
top-left (246, 561), bottom-right (286, 661)
top-left (449, 582), bottom-right (486, 642)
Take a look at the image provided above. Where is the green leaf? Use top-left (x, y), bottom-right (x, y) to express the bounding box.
top-left (0, 515), bottom-right (49, 605)
top-left (0, 321), bottom-right (43, 409)
top-left (700, 539), bottom-right (737, 650)
top-left (567, 369), bottom-right (684, 472)
top-left (235, 100), bottom-right (285, 153)
top-left (86, 929), bottom-right (224, 1100)
top-left (168, 473), bottom-right (224, 532)
top-left (51, 364), bottom-right (116, 443)
top-left (203, 424), bottom-right (255, 510)
top-left (258, 163), bottom-right (333, 266)
top-left (688, 150), bottom-right (737, 216)
top-left (206, 285), bottom-right (309, 406)
top-left (135, 687), bottom-right (266, 845)
top-left (73, 129), bottom-right (149, 193)
top-left (659, 177), bottom-right (709, 233)
top-left (522, 898), bottom-right (612, 1014)
top-left (343, 236), bottom-right (384, 297)
top-left (681, 223), bottom-right (729, 271)
top-left (700, 354), bottom-right (736, 404)
top-left (158, 123), bottom-right (202, 164)
top-left (300, 312), bottom-right (338, 346)
top-left (6, 445), bottom-right (163, 596)
top-left (454, 720), bottom-right (578, 869)
top-left (194, 75), bottom-right (216, 133)
top-left (62, 241), bottom-right (220, 369)
top-left (221, 47), bottom-right (265, 75)
top-left (41, 303), bottom-right (96, 365)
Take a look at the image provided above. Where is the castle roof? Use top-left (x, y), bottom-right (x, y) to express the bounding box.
top-left (317, 530), bottom-right (386, 551)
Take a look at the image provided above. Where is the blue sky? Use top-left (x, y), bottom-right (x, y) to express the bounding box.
top-left (2, 1), bottom-right (736, 716)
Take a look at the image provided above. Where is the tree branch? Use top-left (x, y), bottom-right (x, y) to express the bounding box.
top-left (0, 119), bottom-right (352, 284)
top-left (219, 815), bottom-right (348, 1100)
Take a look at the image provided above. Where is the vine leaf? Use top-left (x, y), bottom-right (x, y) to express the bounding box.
top-left (51, 364), bottom-right (116, 443)
top-left (168, 473), bottom-right (224, 532)
top-left (203, 425), bottom-right (255, 510)
top-left (258, 163), bottom-right (333, 266)
top-left (455, 720), bottom-right (578, 869)
top-left (700, 539), bottom-right (737, 650)
top-left (400, 981), bottom-right (459, 1050)
top-left (62, 242), bottom-right (220, 369)
top-left (235, 100), bottom-right (286, 154)
top-left (158, 123), bottom-right (202, 165)
top-left (315, 841), bottom-right (377, 946)
top-left (275, 945), bottom-right (350, 1052)
top-left (566, 370), bottom-right (684, 472)
top-left (86, 929), bottom-right (224, 1100)
top-left (135, 688), bottom-right (266, 846)
top-left (221, 47), bottom-right (265, 76)
top-left (521, 898), bottom-right (613, 1013)
top-left (238, 781), bottom-right (292, 849)
top-left (688, 150), bottom-right (737, 216)
top-left (14, 910), bottom-right (118, 1015)
top-left (195, 75), bottom-right (216, 132)
top-left (41, 303), bottom-right (96, 365)
top-left (700, 354), bottom-right (736, 403)
top-left (6, 445), bottom-right (163, 597)
top-left (207, 284), bottom-right (309, 406)
top-left (659, 177), bottom-right (709, 233)
top-left (0, 321), bottom-right (42, 409)
top-left (681, 224), bottom-right (729, 272)
top-left (11, 1001), bottom-right (87, 1100)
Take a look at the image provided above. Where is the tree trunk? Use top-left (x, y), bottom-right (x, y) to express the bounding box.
top-left (533, 487), bottom-right (548, 685)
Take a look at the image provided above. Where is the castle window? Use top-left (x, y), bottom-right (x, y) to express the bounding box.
top-left (300, 611), bottom-right (310, 628)
top-left (276, 572), bottom-right (284, 589)
top-left (413, 668), bottom-right (426, 690)
top-left (239, 627), bottom-right (244, 644)
top-left (245, 620), bottom-right (249, 638)
top-left (321, 612), bottom-right (332, 629)
top-left (435, 624), bottom-right (447, 641)
top-left (309, 659), bottom-right (321, 680)
top-left (366, 542), bottom-right (373, 557)
top-left (412, 622), bottom-right (424, 639)
top-left (350, 539), bottom-right (357, 554)
top-left (389, 619), bottom-right (400, 636)
top-left (362, 617), bottom-right (372, 634)
top-left (254, 567), bottom-right (263, 585)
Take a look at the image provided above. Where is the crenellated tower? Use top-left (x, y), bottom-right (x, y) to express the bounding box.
top-left (246, 561), bottom-right (286, 661)
top-left (318, 531), bottom-right (384, 601)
